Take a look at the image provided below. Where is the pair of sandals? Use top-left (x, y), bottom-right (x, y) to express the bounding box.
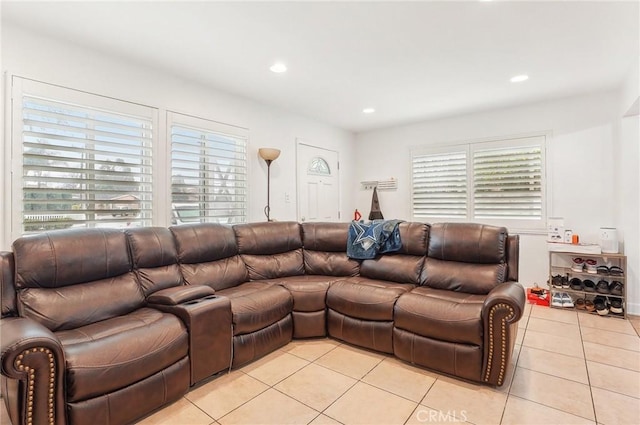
top-left (568, 278), bottom-right (624, 296)
top-left (575, 298), bottom-right (595, 312)
top-left (595, 265), bottom-right (624, 276)
top-left (596, 280), bottom-right (624, 295)
top-left (592, 296), bottom-right (624, 316)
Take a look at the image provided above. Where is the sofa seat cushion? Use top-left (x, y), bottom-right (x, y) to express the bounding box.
top-left (326, 277), bottom-right (414, 321)
top-left (271, 276), bottom-right (342, 312)
top-left (56, 308), bottom-right (188, 403)
top-left (217, 282), bottom-right (293, 335)
top-left (394, 287), bottom-right (485, 346)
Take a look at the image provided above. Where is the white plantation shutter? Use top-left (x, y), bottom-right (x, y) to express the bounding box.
top-left (412, 150), bottom-right (468, 218)
top-left (17, 80), bottom-right (155, 233)
top-left (472, 143), bottom-right (543, 219)
top-left (411, 135), bottom-right (546, 225)
top-left (169, 113), bottom-right (248, 225)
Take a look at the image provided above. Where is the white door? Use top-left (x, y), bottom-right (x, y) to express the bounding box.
top-left (297, 143), bottom-right (340, 222)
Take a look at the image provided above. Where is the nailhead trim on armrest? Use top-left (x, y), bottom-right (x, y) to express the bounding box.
top-left (15, 347), bottom-right (55, 425)
top-left (483, 303), bottom-right (515, 386)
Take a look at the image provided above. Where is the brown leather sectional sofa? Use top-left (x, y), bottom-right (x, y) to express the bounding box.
top-left (0, 221), bottom-right (525, 425)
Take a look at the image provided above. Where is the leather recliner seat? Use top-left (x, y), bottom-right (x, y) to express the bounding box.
top-left (393, 223), bottom-right (522, 385)
top-left (326, 222), bottom-right (429, 353)
top-left (170, 222), bottom-right (295, 368)
top-left (7, 228), bottom-right (190, 424)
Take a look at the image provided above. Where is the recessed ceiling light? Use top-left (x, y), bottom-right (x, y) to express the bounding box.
top-left (362, 108), bottom-right (375, 114)
top-left (270, 62), bottom-right (287, 73)
top-left (510, 75), bottom-right (529, 83)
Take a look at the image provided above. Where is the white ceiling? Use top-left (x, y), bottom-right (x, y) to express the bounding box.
top-left (2, 1), bottom-right (639, 133)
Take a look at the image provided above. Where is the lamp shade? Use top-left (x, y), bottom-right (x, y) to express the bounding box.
top-left (258, 148), bottom-right (281, 162)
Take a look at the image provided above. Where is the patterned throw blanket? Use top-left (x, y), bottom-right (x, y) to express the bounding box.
top-left (347, 219), bottom-right (403, 259)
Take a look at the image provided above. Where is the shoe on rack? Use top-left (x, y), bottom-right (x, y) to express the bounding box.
top-left (583, 279), bottom-right (596, 292)
top-left (571, 258), bottom-right (585, 273)
top-left (585, 300), bottom-right (596, 312)
top-left (569, 278), bottom-right (583, 291)
top-left (609, 266), bottom-right (624, 276)
top-left (551, 293), bottom-right (564, 308)
top-left (575, 298), bottom-right (586, 310)
top-left (609, 298), bottom-right (624, 315)
top-left (561, 275), bottom-right (570, 289)
top-left (551, 274), bottom-right (564, 288)
top-left (585, 259), bottom-right (598, 274)
top-left (609, 281), bottom-right (624, 296)
top-left (594, 296), bottom-right (609, 316)
top-left (596, 280), bottom-right (611, 294)
top-left (561, 293), bottom-right (574, 308)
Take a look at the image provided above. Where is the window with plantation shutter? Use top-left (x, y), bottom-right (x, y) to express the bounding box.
top-left (411, 135), bottom-right (546, 226)
top-left (412, 150), bottom-right (468, 218)
top-left (15, 79), bottom-right (155, 234)
top-left (168, 112), bottom-right (248, 225)
top-left (473, 143), bottom-right (543, 220)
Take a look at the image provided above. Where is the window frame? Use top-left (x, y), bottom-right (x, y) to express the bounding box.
top-left (10, 77), bottom-right (158, 241)
top-left (410, 134), bottom-right (548, 231)
top-left (166, 111), bottom-right (249, 226)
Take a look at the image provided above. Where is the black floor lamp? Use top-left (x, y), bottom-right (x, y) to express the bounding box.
top-left (258, 148), bottom-right (281, 221)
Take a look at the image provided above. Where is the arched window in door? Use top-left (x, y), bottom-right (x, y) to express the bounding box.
top-left (308, 157), bottom-right (331, 175)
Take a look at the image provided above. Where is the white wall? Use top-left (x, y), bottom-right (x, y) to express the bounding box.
top-left (0, 23), bottom-right (356, 248)
top-left (354, 89), bottom-right (640, 313)
top-left (616, 57), bottom-right (640, 314)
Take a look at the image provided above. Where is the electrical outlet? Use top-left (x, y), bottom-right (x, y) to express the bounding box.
top-left (284, 192), bottom-right (291, 203)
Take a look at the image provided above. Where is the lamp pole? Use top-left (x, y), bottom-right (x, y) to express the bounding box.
top-left (264, 159), bottom-right (273, 221)
top-left (258, 148), bottom-right (281, 222)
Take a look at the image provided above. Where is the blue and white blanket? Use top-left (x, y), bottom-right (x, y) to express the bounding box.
top-left (347, 219), bottom-right (403, 259)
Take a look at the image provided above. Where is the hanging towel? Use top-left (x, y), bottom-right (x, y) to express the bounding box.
top-left (368, 187), bottom-right (384, 220)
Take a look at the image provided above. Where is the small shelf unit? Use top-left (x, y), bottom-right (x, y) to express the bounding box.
top-left (548, 251), bottom-right (627, 319)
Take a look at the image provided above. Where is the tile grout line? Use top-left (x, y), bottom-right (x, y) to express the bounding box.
top-left (402, 378), bottom-right (440, 425)
top-left (183, 395), bottom-right (218, 424)
top-left (213, 379), bottom-right (273, 424)
top-left (500, 303), bottom-right (530, 425)
top-left (577, 313), bottom-right (600, 425)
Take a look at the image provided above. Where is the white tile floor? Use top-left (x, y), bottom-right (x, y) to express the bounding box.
top-left (2, 306), bottom-right (640, 425)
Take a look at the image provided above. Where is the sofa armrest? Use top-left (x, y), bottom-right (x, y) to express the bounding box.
top-left (1, 317), bottom-right (67, 425)
top-left (147, 285), bottom-right (215, 306)
top-left (480, 281), bottom-right (525, 386)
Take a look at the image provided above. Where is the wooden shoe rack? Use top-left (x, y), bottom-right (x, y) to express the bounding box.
top-left (548, 251), bottom-right (627, 319)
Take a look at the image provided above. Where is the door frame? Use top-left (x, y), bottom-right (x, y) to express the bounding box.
top-left (295, 139), bottom-right (341, 222)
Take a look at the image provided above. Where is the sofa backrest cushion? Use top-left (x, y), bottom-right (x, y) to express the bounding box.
top-left (427, 222), bottom-right (507, 264)
top-left (360, 255), bottom-right (424, 284)
top-left (359, 222), bottom-right (429, 284)
top-left (12, 228), bottom-right (144, 331)
top-left (301, 222), bottom-right (359, 277)
top-left (234, 222), bottom-right (304, 280)
top-left (396, 222), bottom-right (430, 255)
top-left (125, 227), bottom-right (183, 296)
top-left (170, 223), bottom-right (248, 291)
top-left (424, 223), bottom-right (508, 294)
